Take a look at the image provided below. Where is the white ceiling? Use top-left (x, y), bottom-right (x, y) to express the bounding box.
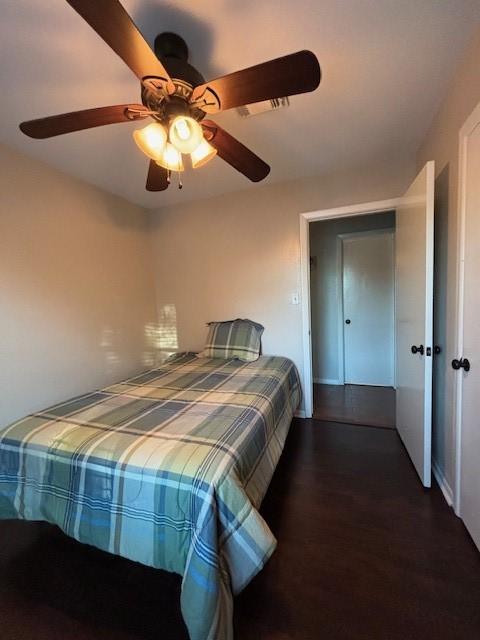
top-left (1, 0), bottom-right (479, 209)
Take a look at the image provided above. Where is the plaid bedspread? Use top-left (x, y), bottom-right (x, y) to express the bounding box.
top-left (0, 353), bottom-right (300, 640)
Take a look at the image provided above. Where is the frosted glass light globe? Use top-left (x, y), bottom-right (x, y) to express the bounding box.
top-left (169, 116), bottom-right (203, 154)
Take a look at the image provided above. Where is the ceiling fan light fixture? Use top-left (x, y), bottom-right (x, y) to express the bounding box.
top-left (133, 122), bottom-right (167, 160)
top-left (169, 116), bottom-right (203, 154)
top-left (19, 1), bottom-right (321, 194)
top-left (191, 139), bottom-right (217, 168)
top-left (156, 142), bottom-right (184, 172)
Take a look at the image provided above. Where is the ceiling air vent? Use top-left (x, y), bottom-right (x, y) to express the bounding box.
top-left (237, 96), bottom-right (290, 118)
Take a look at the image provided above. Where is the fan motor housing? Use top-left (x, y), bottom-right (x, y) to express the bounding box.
top-left (156, 32), bottom-right (205, 89)
top-left (141, 32), bottom-right (207, 124)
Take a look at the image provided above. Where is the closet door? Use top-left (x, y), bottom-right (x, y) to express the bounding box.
top-left (395, 161), bottom-right (434, 488)
top-left (455, 103), bottom-right (480, 550)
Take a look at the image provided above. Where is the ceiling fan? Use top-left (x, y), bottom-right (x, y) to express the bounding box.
top-left (19, 0), bottom-right (321, 192)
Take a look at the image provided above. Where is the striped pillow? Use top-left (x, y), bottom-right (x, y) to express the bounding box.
top-left (201, 319), bottom-right (264, 362)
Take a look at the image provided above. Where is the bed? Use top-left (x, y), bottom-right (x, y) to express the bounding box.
top-left (0, 352), bottom-right (301, 640)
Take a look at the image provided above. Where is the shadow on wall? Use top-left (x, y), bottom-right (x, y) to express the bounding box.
top-left (432, 163), bottom-right (449, 471)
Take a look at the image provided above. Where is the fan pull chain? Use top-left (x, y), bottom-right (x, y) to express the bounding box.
top-left (178, 173), bottom-right (183, 190)
top-left (167, 170), bottom-right (171, 185)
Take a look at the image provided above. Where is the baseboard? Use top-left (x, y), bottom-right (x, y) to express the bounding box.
top-left (294, 410), bottom-right (306, 419)
top-left (341, 382), bottom-right (395, 388)
top-left (432, 458), bottom-right (454, 507)
top-left (313, 378), bottom-right (343, 385)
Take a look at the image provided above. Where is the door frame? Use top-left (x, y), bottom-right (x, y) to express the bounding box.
top-left (338, 229), bottom-right (395, 387)
top-left (453, 100), bottom-right (480, 515)
top-left (300, 197), bottom-right (403, 418)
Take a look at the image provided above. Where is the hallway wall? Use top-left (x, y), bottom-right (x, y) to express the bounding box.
top-left (309, 211), bottom-right (395, 384)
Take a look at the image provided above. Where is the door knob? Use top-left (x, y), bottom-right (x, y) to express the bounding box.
top-left (452, 358), bottom-right (470, 372)
top-left (345, 319), bottom-right (351, 325)
top-left (411, 345), bottom-right (424, 355)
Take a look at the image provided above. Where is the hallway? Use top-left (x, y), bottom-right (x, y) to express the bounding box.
top-left (314, 383), bottom-right (396, 428)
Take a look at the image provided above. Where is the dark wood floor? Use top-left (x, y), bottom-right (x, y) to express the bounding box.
top-left (1, 419), bottom-right (479, 640)
top-left (314, 383), bottom-right (396, 428)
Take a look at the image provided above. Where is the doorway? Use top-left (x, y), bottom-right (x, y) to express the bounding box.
top-left (309, 212), bottom-right (396, 428)
top-left (300, 162), bottom-right (435, 488)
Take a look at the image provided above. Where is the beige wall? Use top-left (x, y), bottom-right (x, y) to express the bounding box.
top-left (149, 158), bottom-right (414, 411)
top-left (417, 27), bottom-right (480, 492)
top-left (0, 144), bottom-right (158, 427)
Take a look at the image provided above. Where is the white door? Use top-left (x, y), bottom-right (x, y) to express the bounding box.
top-left (395, 161), bottom-right (435, 488)
top-left (455, 103), bottom-right (480, 549)
top-left (342, 231), bottom-right (394, 386)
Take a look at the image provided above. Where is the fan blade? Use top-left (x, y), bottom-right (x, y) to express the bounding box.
top-left (146, 161), bottom-right (169, 191)
top-left (19, 104), bottom-right (149, 139)
top-left (191, 50), bottom-right (320, 113)
top-left (202, 120), bottom-right (270, 182)
top-left (66, 0), bottom-right (175, 91)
